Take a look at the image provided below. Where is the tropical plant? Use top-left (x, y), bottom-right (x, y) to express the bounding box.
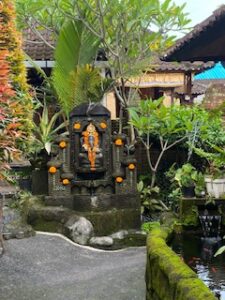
top-left (52, 19), bottom-right (108, 116)
top-left (129, 99), bottom-right (205, 188)
top-left (192, 112), bottom-right (225, 177)
top-left (173, 163), bottom-right (202, 188)
top-left (24, 19), bottom-right (113, 117)
top-left (0, 1), bottom-right (34, 179)
top-left (193, 145), bottom-right (225, 178)
top-left (33, 101), bottom-right (68, 155)
top-left (137, 180), bottom-right (168, 213)
top-left (167, 187), bottom-right (182, 212)
top-left (214, 242), bottom-right (225, 257)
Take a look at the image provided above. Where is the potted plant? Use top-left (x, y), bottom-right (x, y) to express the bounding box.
top-left (167, 163), bottom-right (203, 198)
top-left (194, 146), bottom-right (225, 198)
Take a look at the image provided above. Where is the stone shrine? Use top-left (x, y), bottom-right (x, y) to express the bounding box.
top-left (45, 103), bottom-right (140, 230)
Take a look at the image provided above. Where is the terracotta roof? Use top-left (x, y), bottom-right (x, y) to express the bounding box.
top-left (22, 27), bottom-right (55, 61)
top-left (152, 57), bottom-right (214, 73)
top-left (22, 27), bottom-right (214, 73)
top-left (175, 81), bottom-right (207, 96)
top-left (163, 5), bottom-right (225, 62)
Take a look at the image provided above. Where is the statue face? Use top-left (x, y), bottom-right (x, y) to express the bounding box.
top-left (87, 123), bottom-right (96, 134)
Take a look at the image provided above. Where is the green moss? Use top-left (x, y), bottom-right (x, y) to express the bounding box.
top-left (180, 203), bottom-right (199, 226)
top-left (176, 278), bottom-right (217, 300)
top-left (32, 219), bottom-right (64, 233)
top-left (146, 224), bottom-right (217, 300)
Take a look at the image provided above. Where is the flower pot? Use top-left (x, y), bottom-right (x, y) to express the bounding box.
top-left (181, 186), bottom-right (195, 198)
top-left (205, 176), bottom-right (225, 198)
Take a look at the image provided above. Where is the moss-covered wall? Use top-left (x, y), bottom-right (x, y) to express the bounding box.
top-left (179, 199), bottom-right (199, 226)
top-left (146, 224), bottom-right (217, 300)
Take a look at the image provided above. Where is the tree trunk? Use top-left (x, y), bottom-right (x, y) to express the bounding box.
top-left (150, 171), bottom-right (156, 188)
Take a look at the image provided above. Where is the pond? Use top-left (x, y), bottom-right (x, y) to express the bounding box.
top-left (171, 232), bottom-right (225, 300)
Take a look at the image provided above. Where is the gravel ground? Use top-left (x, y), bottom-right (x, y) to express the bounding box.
top-left (0, 232), bottom-right (146, 300)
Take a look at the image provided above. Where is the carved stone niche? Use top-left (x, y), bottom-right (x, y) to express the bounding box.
top-left (70, 103), bottom-right (113, 195)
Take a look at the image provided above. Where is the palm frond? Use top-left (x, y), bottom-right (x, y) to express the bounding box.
top-left (52, 20), bottom-right (100, 115)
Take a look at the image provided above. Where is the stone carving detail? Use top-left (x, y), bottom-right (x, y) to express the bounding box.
top-left (80, 123), bottom-right (102, 171)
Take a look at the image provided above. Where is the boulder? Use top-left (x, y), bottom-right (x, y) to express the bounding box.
top-left (89, 236), bottom-right (114, 247)
top-left (65, 216), bottom-right (94, 245)
top-left (110, 230), bottom-right (129, 240)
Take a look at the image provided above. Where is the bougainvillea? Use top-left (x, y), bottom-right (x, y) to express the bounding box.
top-left (0, 0), bottom-right (33, 178)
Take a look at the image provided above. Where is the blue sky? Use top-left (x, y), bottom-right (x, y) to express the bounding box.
top-left (174, 0), bottom-right (225, 26)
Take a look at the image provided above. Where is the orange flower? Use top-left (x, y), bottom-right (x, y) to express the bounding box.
top-left (49, 166), bottom-right (57, 174)
top-left (62, 179), bottom-right (70, 185)
top-left (74, 123), bottom-right (81, 130)
top-left (100, 122), bottom-right (107, 129)
top-left (59, 141), bottom-right (67, 149)
top-left (115, 139), bottom-right (123, 146)
top-left (128, 164), bottom-right (135, 170)
top-left (116, 177), bottom-right (123, 183)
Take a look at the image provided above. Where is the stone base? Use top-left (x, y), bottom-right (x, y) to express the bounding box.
top-left (45, 196), bottom-right (74, 209)
top-left (79, 208), bottom-right (141, 235)
top-left (28, 205), bottom-right (141, 236)
top-left (45, 193), bottom-right (140, 212)
top-left (73, 193), bottom-right (140, 212)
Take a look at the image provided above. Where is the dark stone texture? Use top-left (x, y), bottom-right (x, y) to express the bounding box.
top-left (28, 206), bottom-right (73, 224)
top-left (3, 207), bottom-right (34, 240)
top-left (45, 196), bottom-right (74, 209)
top-left (80, 208), bottom-right (141, 235)
top-left (73, 193), bottom-right (140, 212)
top-left (32, 170), bottom-right (48, 195)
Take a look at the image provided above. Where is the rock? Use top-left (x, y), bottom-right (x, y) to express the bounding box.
top-left (127, 229), bottom-right (147, 236)
top-left (110, 230), bottom-right (129, 240)
top-left (3, 207), bottom-right (34, 239)
top-left (65, 216), bottom-right (94, 245)
top-left (89, 236), bottom-right (114, 247)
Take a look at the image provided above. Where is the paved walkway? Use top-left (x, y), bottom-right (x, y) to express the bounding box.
top-left (0, 233), bottom-right (146, 300)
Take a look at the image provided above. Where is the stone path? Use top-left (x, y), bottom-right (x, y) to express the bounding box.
top-left (0, 232), bottom-right (146, 300)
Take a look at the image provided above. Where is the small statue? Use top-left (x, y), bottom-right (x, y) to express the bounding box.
top-left (82, 123), bottom-right (100, 171)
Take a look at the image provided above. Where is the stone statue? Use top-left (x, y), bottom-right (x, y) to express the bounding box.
top-left (81, 123), bottom-right (100, 171)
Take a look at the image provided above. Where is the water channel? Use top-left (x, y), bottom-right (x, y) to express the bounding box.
top-left (171, 232), bottom-right (225, 299)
